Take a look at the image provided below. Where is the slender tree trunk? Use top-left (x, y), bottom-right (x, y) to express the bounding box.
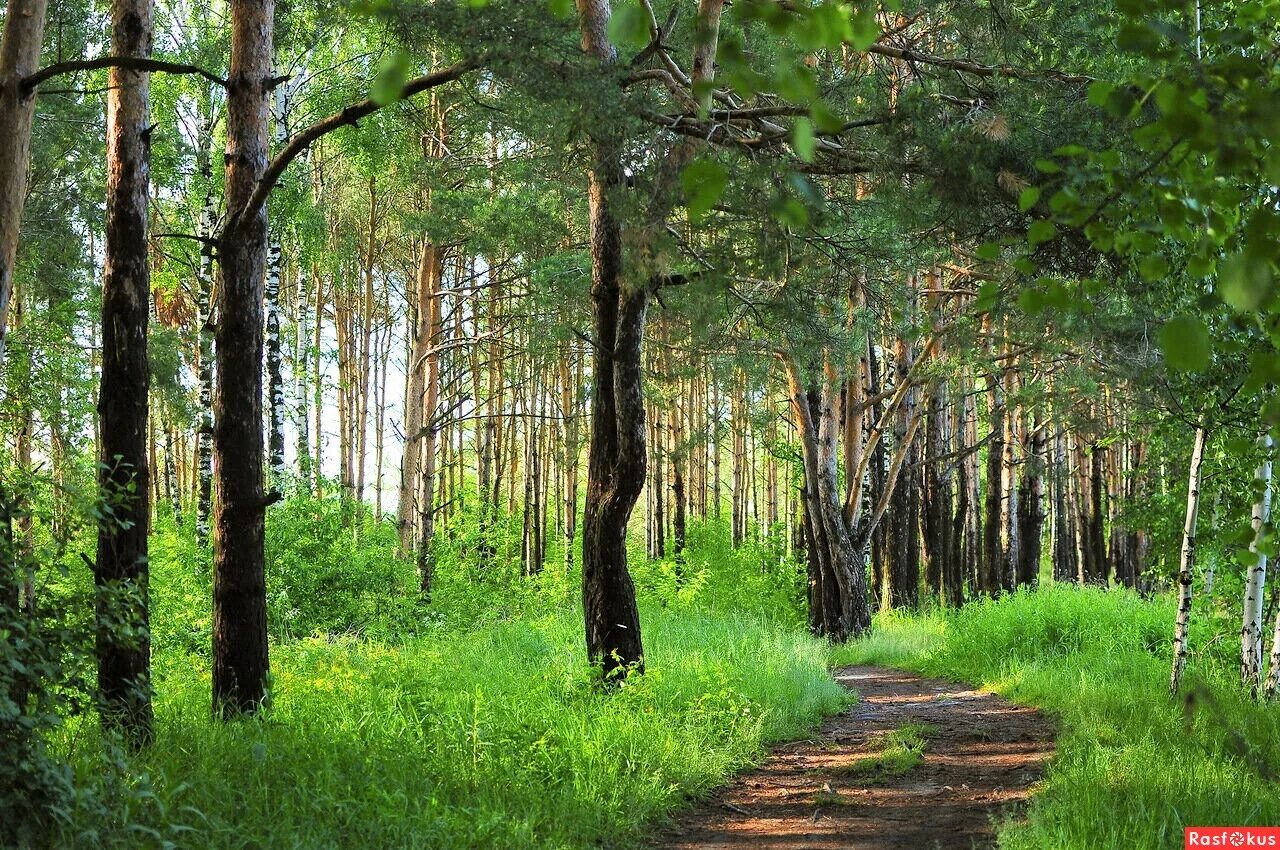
top-left (294, 260), bottom-right (311, 489)
top-left (1170, 425), bottom-right (1208, 696)
top-left (982, 369), bottom-right (1004, 596)
top-left (399, 242), bottom-right (436, 555)
top-left (212, 0), bottom-right (274, 717)
top-left (561, 353), bottom-right (580, 572)
top-left (264, 67), bottom-right (293, 484)
top-left (1242, 435), bottom-right (1273, 690)
top-left (416, 247), bottom-right (444, 596)
top-left (195, 107), bottom-right (216, 547)
top-left (783, 357), bottom-right (871, 640)
top-left (1016, 412), bottom-right (1046, 587)
top-left (95, 0), bottom-right (154, 747)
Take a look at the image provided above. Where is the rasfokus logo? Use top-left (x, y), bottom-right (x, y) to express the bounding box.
top-left (1185, 827), bottom-right (1280, 848)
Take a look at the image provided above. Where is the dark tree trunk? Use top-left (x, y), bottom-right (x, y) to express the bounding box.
top-left (1051, 425), bottom-right (1077, 583)
top-left (982, 366), bottom-right (1005, 596)
top-left (1016, 416), bottom-right (1046, 587)
top-left (577, 0), bottom-right (645, 679)
top-left (211, 0), bottom-right (273, 717)
top-left (1089, 441), bottom-right (1108, 583)
top-left (95, 0), bottom-right (154, 748)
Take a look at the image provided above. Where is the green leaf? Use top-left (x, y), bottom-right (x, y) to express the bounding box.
top-left (849, 7), bottom-right (880, 50)
top-left (1017, 287), bottom-right (1044, 314)
top-left (791, 117), bottom-right (816, 162)
top-left (974, 280), bottom-right (1000, 313)
top-left (547, 0), bottom-right (574, 17)
top-left (681, 158), bottom-right (729, 225)
top-left (1087, 81), bottom-right (1115, 107)
top-left (1218, 252), bottom-right (1274, 311)
top-left (1018, 187), bottom-right (1041, 212)
top-left (1159, 315), bottom-right (1211, 372)
top-left (976, 242), bottom-right (1000, 261)
top-left (770, 195), bottom-right (809, 229)
top-left (1138, 255), bottom-right (1169, 281)
top-left (607, 2), bottom-right (651, 50)
top-left (370, 52), bottom-right (410, 107)
top-left (1027, 220), bottom-right (1056, 247)
top-left (1034, 158), bottom-right (1061, 174)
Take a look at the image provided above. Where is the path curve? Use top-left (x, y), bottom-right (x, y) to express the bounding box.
top-left (656, 665), bottom-right (1054, 850)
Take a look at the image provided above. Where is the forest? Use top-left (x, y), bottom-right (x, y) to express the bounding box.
top-left (1, 0), bottom-right (1278, 847)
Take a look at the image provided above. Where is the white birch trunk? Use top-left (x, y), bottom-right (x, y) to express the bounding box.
top-left (1242, 435), bottom-right (1273, 690)
top-left (1170, 425), bottom-right (1208, 695)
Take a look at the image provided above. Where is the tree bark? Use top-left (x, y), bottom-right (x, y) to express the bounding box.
top-left (95, 0), bottom-right (154, 747)
top-left (1170, 424), bottom-right (1208, 696)
top-left (1242, 435), bottom-right (1273, 691)
top-left (416, 247), bottom-right (444, 596)
top-left (211, 0), bottom-right (274, 717)
top-left (195, 104), bottom-right (216, 547)
top-left (576, 0), bottom-right (647, 678)
top-left (0, 0), bottom-right (49, 373)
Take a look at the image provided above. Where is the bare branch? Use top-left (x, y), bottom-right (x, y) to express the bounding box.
top-left (23, 56), bottom-right (227, 93)
top-left (226, 57), bottom-right (482, 239)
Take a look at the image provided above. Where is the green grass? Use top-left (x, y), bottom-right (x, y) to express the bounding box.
top-left (832, 585), bottom-right (1280, 850)
top-left (54, 606), bottom-right (848, 850)
top-left (840, 722), bottom-right (936, 778)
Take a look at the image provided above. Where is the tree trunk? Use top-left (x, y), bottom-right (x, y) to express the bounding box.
top-left (212, 0), bottom-right (274, 717)
top-left (783, 358), bottom-right (871, 641)
top-left (95, 0), bottom-right (154, 747)
top-left (398, 242), bottom-right (437, 555)
top-left (1170, 424), bottom-right (1208, 695)
top-left (195, 105), bottom-right (216, 547)
top-left (264, 68), bottom-right (291, 484)
top-left (577, 0), bottom-right (647, 680)
top-left (416, 246), bottom-right (444, 596)
top-left (982, 369), bottom-right (1004, 596)
top-left (1242, 435), bottom-right (1273, 691)
top-left (0, 0), bottom-right (49, 372)
top-left (1016, 412), bottom-right (1046, 587)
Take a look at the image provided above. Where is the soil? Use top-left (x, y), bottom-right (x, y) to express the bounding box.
top-left (655, 665), bottom-right (1054, 850)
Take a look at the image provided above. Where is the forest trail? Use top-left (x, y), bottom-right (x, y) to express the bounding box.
top-left (657, 666), bottom-right (1054, 850)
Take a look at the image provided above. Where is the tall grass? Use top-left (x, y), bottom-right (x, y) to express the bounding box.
top-left (833, 585), bottom-right (1280, 849)
top-left (47, 501), bottom-right (849, 844)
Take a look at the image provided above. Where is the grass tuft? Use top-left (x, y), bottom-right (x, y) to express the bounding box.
top-left (840, 722), bottom-right (935, 777)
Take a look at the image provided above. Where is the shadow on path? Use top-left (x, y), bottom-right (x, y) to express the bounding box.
top-left (655, 665), bottom-right (1054, 850)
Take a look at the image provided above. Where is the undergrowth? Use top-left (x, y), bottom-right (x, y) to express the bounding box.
top-left (24, 498), bottom-right (843, 849)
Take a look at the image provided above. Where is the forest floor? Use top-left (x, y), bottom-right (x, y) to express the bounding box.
top-left (657, 666), bottom-right (1055, 850)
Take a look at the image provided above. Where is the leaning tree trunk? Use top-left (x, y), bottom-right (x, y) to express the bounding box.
top-left (784, 358), bottom-right (872, 640)
top-left (211, 0), bottom-right (274, 717)
top-left (1170, 424), bottom-right (1208, 696)
top-left (0, 0), bottom-right (49, 374)
top-left (95, 0), bottom-right (154, 748)
top-left (1241, 435), bottom-right (1273, 691)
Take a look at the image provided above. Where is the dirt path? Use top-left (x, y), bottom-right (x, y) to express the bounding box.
top-left (657, 666), bottom-right (1054, 850)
